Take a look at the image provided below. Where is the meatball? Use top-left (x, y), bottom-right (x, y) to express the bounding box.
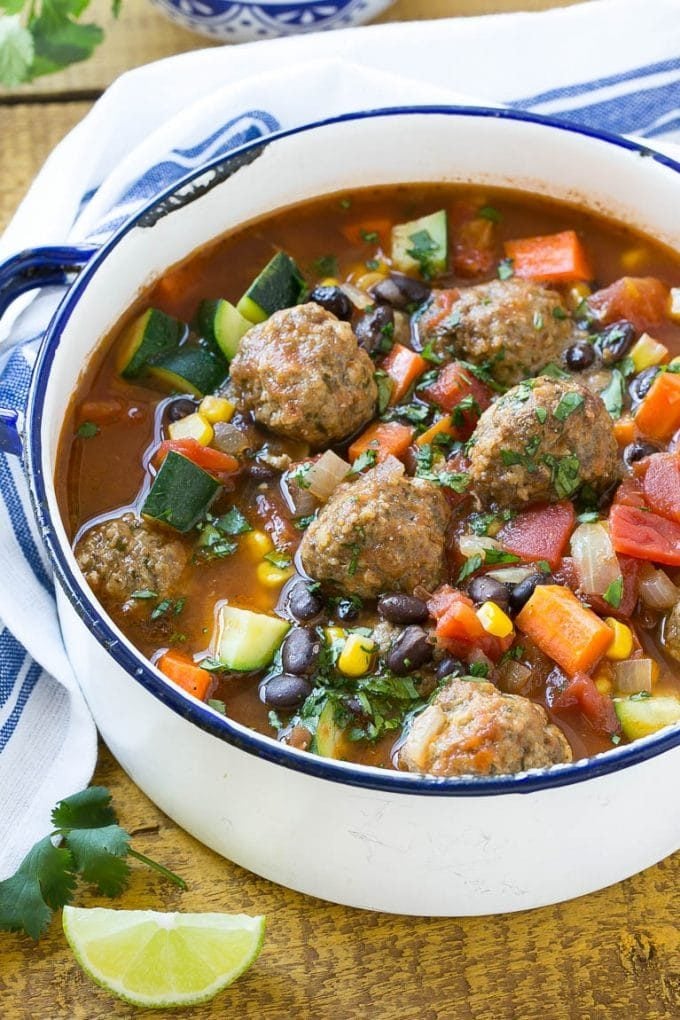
top-left (299, 457), bottom-right (450, 599)
top-left (75, 512), bottom-right (188, 606)
top-left (468, 376), bottom-right (618, 508)
top-left (229, 303), bottom-right (377, 446)
top-left (398, 679), bottom-right (572, 776)
top-left (417, 279), bottom-right (580, 386)
top-left (664, 602), bottom-right (680, 664)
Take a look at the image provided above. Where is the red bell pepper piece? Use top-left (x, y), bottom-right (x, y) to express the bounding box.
top-left (154, 439), bottom-right (238, 476)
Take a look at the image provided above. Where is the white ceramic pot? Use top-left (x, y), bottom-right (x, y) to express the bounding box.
top-left (2, 108), bottom-right (680, 915)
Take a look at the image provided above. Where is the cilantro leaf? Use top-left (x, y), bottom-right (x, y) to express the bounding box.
top-left (0, 837), bottom-right (75, 940)
top-left (0, 15), bottom-right (33, 87)
top-left (554, 391), bottom-right (585, 421)
top-left (51, 785), bottom-right (117, 830)
top-left (600, 369), bottom-right (625, 420)
top-left (603, 576), bottom-right (623, 609)
top-left (76, 421), bottom-right (99, 438)
top-left (497, 258), bottom-right (514, 281)
top-left (63, 826), bottom-right (131, 897)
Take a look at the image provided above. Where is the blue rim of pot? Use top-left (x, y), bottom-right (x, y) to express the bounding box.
top-left (25, 104), bottom-right (680, 796)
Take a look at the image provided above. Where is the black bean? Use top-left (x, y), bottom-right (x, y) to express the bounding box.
top-left (281, 627), bottom-right (321, 676)
top-left (390, 272), bottom-right (431, 305)
top-left (508, 572), bottom-right (554, 612)
top-left (262, 673), bottom-right (312, 709)
top-left (245, 462), bottom-right (277, 481)
top-left (595, 320), bottom-right (636, 365)
top-left (436, 656), bottom-right (465, 682)
top-left (564, 341), bottom-right (595, 372)
top-left (629, 366), bottom-right (661, 405)
top-left (288, 582), bottom-right (324, 622)
top-left (467, 575), bottom-right (510, 609)
top-left (308, 285), bottom-right (353, 322)
top-left (623, 440), bottom-right (659, 468)
top-left (355, 304), bottom-right (394, 356)
top-left (335, 598), bottom-right (361, 622)
top-left (166, 397), bottom-right (197, 423)
top-left (386, 626), bottom-right (433, 676)
top-left (377, 593), bottom-right (429, 625)
top-left (371, 278), bottom-right (410, 309)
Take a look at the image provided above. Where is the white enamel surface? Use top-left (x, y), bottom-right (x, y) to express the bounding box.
top-left (39, 111), bottom-right (680, 913)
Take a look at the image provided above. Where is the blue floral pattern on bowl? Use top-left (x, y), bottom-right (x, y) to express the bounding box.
top-left (151, 0), bottom-right (395, 42)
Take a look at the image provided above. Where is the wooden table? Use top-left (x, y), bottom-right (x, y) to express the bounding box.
top-left (2, 2), bottom-right (680, 1017)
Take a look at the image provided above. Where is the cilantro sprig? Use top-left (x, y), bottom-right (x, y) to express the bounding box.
top-left (0, 1), bottom-right (123, 87)
top-left (0, 787), bottom-right (185, 940)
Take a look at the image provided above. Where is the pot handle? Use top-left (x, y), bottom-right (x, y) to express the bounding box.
top-left (0, 244), bottom-right (99, 457)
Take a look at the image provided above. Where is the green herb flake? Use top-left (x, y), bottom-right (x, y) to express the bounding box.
top-left (552, 306), bottom-right (568, 320)
top-left (406, 229), bottom-right (439, 280)
top-left (577, 510), bottom-right (600, 524)
top-left (339, 198), bottom-right (352, 210)
top-left (478, 205), bottom-right (502, 223)
top-left (611, 733), bottom-right (622, 745)
top-left (216, 507), bottom-right (252, 535)
top-left (457, 554), bottom-right (483, 583)
top-left (208, 699), bottom-right (227, 716)
top-left (349, 449), bottom-right (378, 475)
top-left (293, 513), bottom-right (317, 531)
top-left (546, 454), bottom-right (581, 499)
top-left (130, 589), bottom-right (158, 600)
top-left (540, 362), bottom-right (570, 380)
top-left (420, 341), bottom-right (445, 365)
top-left (360, 229), bottom-right (379, 244)
top-left (497, 258), bottom-right (514, 281)
top-left (365, 259), bottom-right (380, 271)
top-left (600, 369), bottom-right (625, 420)
top-left (76, 421), bottom-right (99, 439)
top-left (268, 710), bottom-right (283, 730)
top-left (554, 391), bottom-right (585, 421)
top-left (312, 254), bottom-right (338, 278)
top-left (264, 550), bottom-right (292, 570)
top-left (374, 370), bottom-right (394, 414)
top-left (535, 407), bottom-right (548, 424)
top-left (469, 661), bottom-right (490, 678)
top-left (603, 575), bottom-right (624, 609)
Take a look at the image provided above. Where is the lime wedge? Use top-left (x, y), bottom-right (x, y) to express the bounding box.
top-left (62, 906), bottom-right (265, 1009)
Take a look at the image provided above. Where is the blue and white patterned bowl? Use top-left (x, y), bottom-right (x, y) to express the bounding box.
top-left (151, 0), bottom-right (394, 42)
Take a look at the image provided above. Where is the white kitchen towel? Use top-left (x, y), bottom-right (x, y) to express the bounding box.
top-left (1, 0), bottom-right (679, 876)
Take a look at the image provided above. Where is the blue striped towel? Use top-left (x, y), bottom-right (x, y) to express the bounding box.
top-left (1, 0), bottom-right (679, 875)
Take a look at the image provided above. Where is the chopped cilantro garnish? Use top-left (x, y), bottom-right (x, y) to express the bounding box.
top-left (268, 709), bottom-right (283, 730)
top-left (603, 575), bottom-right (623, 609)
top-left (478, 205), bottom-right (502, 223)
top-left (130, 589), bottom-right (158, 600)
top-left (552, 306), bottom-right (568, 320)
top-left (293, 513), bottom-right (317, 531)
top-left (290, 462), bottom-right (312, 489)
top-left (600, 369), bottom-right (625, 420)
top-left (577, 509), bottom-right (600, 524)
top-left (374, 370), bottom-right (394, 414)
top-left (365, 258), bottom-right (380, 271)
top-left (406, 229), bottom-right (439, 280)
top-left (215, 507), bottom-right (252, 535)
top-left (312, 254), bottom-right (338, 278)
top-left (469, 661), bottom-right (490, 678)
top-left (497, 258), bottom-right (514, 281)
top-left (535, 407), bottom-right (548, 424)
top-left (457, 554), bottom-right (483, 583)
top-left (540, 362), bottom-right (570, 380)
top-left (420, 340), bottom-right (445, 365)
top-left (76, 421), bottom-right (99, 439)
top-left (264, 550), bottom-right (292, 570)
top-left (208, 699), bottom-right (227, 715)
top-left (545, 454), bottom-right (581, 498)
top-left (349, 449), bottom-right (378, 475)
top-left (360, 229), bottom-right (379, 243)
top-left (554, 391), bottom-right (585, 421)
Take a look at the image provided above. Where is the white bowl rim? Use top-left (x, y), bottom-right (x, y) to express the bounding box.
top-left (26, 104), bottom-right (680, 797)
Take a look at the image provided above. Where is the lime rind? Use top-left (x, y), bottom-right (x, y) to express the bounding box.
top-left (62, 906), bottom-right (266, 1009)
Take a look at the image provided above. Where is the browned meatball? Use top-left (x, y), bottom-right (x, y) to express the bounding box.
top-left (229, 303), bottom-right (377, 446)
top-left (75, 512), bottom-right (187, 606)
top-left (398, 679), bottom-right (572, 776)
top-left (299, 457), bottom-right (450, 599)
top-left (664, 602), bottom-right (680, 663)
top-left (417, 279), bottom-right (580, 386)
top-left (468, 376), bottom-right (618, 508)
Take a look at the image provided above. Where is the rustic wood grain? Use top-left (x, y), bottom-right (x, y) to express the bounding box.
top-left (1, 1), bottom-right (679, 1017)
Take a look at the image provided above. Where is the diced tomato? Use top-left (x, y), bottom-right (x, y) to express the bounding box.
top-left (254, 491), bottom-right (299, 551)
top-left (613, 476), bottom-right (647, 509)
top-left (610, 503), bottom-right (680, 567)
top-left (642, 452), bottom-right (680, 523)
top-left (450, 202), bottom-right (496, 277)
top-left (504, 230), bottom-right (592, 283)
top-left (587, 555), bottom-right (641, 620)
top-left (587, 276), bottom-right (669, 333)
top-left (420, 362), bottom-right (492, 438)
top-left (154, 439), bottom-right (239, 477)
top-left (498, 501), bottom-right (575, 570)
top-left (550, 672), bottom-right (621, 736)
top-left (553, 555), bottom-right (579, 591)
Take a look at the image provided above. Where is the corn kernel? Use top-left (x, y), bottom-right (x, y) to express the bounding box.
top-left (199, 395), bottom-right (235, 424)
top-left (320, 277), bottom-right (340, 287)
top-left (669, 287), bottom-right (680, 323)
top-left (355, 270), bottom-right (389, 292)
top-left (592, 662), bottom-right (613, 696)
top-left (604, 618), bottom-right (634, 661)
top-left (566, 282), bottom-right (592, 309)
top-left (630, 334), bottom-right (669, 372)
top-left (168, 412), bottom-right (213, 445)
top-left (476, 601), bottom-right (514, 639)
top-left (338, 633), bottom-right (375, 677)
top-left (242, 530), bottom-right (274, 558)
top-left (324, 626), bottom-right (346, 646)
top-left (620, 246), bottom-right (650, 273)
top-left (256, 561), bottom-right (294, 588)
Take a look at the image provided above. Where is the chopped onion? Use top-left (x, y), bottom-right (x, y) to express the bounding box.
top-left (212, 422), bottom-right (251, 455)
top-left (339, 282), bottom-right (373, 310)
top-left (458, 535), bottom-right (502, 559)
top-left (307, 450), bottom-right (350, 501)
top-left (614, 658), bottom-right (654, 695)
top-left (638, 563), bottom-right (680, 611)
top-left (497, 659), bottom-right (532, 695)
top-left (486, 566), bottom-right (536, 585)
top-left (570, 522), bottom-right (621, 595)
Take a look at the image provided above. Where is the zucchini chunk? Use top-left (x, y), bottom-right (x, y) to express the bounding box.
top-left (147, 346), bottom-right (227, 398)
top-left (117, 307), bottom-right (185, 379)
top-left (142, 451), bottom-right (220, 532)
top-left (236, 251), bottom-right (305, 323)
top-left (213, 605), bottom-right (290, 671)
top-left (391, 210), bottom-right (448, 278)
top-left (312, 700), bottom-right (349, 760)
top-left (614, 695), bottom-right (680, 740)
top-left (197, 299), bottom-right (252, 361)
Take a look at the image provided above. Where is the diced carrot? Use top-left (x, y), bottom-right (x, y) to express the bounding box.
top-left (340, 217), bottom-right (392, 246)
top-left (516, 584), bottom-right (613, 676)
top-left (504, 230), bottom-right (592, 283)
top-left (157, 650), bottom-right (213, 701)
top-left (588, 276), bottom-right (669, 332)
top-left (381, 344), bottom-right (429, 404)
top-left (348, 421), bottom-right (414, 463)
top-left (77, 398), bottom-right (124, 426)
top-left (634, 370), bottom-right (680, 440)
top-left (154, 439), bottom-right (239, 476)
top-left (613, 415), bottom-right (636, 447)
top-left (415, 415), bottom-right (457, 447)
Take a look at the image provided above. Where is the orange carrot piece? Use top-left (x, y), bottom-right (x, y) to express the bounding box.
top-left (634, 370), bottom-right (680, 441)
top-left (516, 585), bottom-right (613, 676)
top-left (613, 415), bottom-right (636, 447)
top-left (415, 415), bottom-right (457, 447)
top-left (157, 650), bottom-right (213, 701)
top-left (381, 343), bottom-right (428, 404)
top-left (504, 230), bottom-right (592, 283)
top-left (348, 420), bottom-right (414, 463)
top-left (339, 217), bottom-right (392, 246)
